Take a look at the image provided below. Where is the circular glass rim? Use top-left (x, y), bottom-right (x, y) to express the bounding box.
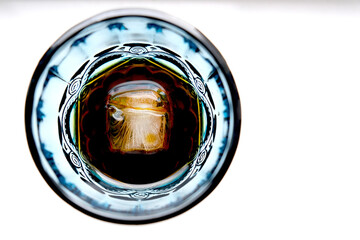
top-left (25, 8), bottom-right (241, 224)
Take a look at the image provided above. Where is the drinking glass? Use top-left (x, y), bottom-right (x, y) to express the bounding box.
top-left (25, 9), bottom-right (241, 223)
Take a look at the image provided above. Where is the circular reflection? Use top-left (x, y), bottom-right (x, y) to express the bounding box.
top-left (25, 9), bottom-right (241, 224)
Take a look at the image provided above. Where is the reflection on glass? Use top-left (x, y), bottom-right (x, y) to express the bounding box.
top-left (25, 9), bottom-right (240, 224)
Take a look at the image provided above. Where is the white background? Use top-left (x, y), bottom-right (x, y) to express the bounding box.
top-left (1, 0), bottom-right (360, 239)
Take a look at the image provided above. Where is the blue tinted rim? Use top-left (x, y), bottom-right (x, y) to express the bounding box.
top-left (24, 8), bottom-right (241, 224)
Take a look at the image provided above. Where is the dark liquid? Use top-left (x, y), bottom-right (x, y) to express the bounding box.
top-left (76, 57), bottom-right (200, 184)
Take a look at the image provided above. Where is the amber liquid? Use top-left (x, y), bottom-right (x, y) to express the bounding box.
top-left (77, 58), bottom-right (200, 184)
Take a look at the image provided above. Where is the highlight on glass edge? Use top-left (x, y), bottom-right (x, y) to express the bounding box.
top-left (25, 9), bottom-right (241, 224)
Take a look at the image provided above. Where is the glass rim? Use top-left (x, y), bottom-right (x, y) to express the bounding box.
top-left (25, 8), bottom-right (241, 224)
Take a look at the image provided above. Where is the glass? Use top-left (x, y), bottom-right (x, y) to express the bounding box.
top-left (25, 9), bottom-right (241, 224)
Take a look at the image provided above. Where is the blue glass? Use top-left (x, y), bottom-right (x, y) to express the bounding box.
top-left (25, 9), bottom-right (241, 223)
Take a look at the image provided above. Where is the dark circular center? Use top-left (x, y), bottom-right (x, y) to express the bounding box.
top-left (76, 56), bottom-right (201, 185)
